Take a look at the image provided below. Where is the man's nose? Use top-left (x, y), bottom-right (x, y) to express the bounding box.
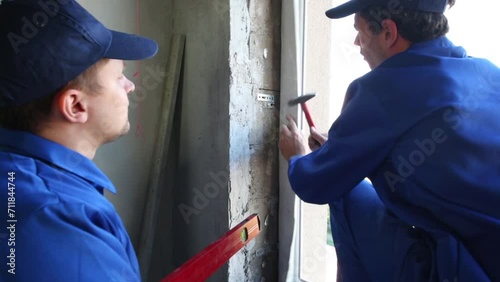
top-left (125, 77), bottom-right (136, 94)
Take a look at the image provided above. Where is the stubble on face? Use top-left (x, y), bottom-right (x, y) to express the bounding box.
top-left (87, 60), bottom-right (133, 145)
top-left (101, 100), bottom-right (131, 144)
top-left (354, 14), bottom-right (386, 69)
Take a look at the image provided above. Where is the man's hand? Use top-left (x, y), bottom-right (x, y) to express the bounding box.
top-left (308, 127), bottom-right (328, 151)
top-left (279, 115), bottom-right (307, 161)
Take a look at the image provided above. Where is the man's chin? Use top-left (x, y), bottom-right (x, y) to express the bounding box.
top-left (102, 122), bottom-right (131, 145)
top-left (117, 122), bottom-right (131, 139)
top-left (122, 121), bottom-right (131, 135)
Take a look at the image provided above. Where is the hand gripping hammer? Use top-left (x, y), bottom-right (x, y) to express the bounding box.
top-left (287, 93), bottom-right (316, 128)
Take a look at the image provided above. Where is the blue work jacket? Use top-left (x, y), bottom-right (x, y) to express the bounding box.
top-left (0, 128), bottom-right (140, 281)
top-left (289, 37), bottom-right (500, 281)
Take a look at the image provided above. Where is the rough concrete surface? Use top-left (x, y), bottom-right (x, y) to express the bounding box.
top-left (229, 0), bottom-right (281, 281)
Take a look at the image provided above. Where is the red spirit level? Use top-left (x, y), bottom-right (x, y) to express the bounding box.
top-left (161, 214), bottom-right (261, 282)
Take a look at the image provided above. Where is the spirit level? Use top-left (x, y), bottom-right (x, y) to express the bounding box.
top-left (161, 214), bottom-right (261, 282)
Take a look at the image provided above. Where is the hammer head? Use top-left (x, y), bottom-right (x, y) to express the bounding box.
top-left (288, 93), bottom-right (316, 106)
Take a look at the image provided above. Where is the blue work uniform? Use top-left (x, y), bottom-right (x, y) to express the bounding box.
top-left (0, 128), bottom-right (140, 281)
top-left (289, 37), bottom-right (500, 281)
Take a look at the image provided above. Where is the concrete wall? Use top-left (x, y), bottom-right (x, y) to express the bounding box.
top-left (228, 0), bottom-right (281, 281)
top-left (79, 1), bottom-right (280, 281)
top-left (148, 0), bottom-right (231, 281)
top-left (169, 1), bottom-right (231, 281)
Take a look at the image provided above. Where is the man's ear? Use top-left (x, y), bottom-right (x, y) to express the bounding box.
top-left (381, 19), bottom-right (399, 47)
top-left (55, 88), bottom-right (89, 124)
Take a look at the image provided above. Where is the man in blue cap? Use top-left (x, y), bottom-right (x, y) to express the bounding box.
top-left (280, 0), bottom-right (500, 281)
top-left (0, 0), bottom-right (158, 280)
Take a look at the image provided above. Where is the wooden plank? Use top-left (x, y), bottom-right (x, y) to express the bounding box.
top-left (138, 34), bottom-right (186, 282)
top-left (161, 214), bottom-right (261, 282)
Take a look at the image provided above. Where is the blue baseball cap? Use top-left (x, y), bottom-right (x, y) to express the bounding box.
top-left (326, 0), bottom-right (448, 19)
top-left (0, 0), bottom-right (159, 108)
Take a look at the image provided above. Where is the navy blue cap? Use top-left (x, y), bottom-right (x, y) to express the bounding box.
top-left (326, 0), bottom-right (448, 19)
top-left (0, 0), bottom-right (159, 108)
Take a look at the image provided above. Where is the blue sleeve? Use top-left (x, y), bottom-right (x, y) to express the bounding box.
top-left (288, 83), bottom-right (400, 204)
top-left (1, 203), bottom-right (140, 282)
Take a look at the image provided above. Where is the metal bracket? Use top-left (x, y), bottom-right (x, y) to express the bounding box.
top-left (257, 94), bottom-right (276, 108)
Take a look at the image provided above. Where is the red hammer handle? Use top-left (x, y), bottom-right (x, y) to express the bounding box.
top-left (301, 103), bottom-right (315, 128)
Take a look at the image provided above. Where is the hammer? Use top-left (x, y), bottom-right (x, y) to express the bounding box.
top-left (288, 93), bottom-right (316, 128)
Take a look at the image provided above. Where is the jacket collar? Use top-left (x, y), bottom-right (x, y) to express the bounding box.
top-left (0, 128), bottom-right (117, 193)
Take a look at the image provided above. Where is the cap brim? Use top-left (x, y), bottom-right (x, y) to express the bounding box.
top-left (105, 30), bottom-right (159, 60)
top-left (326, 0), bottom-right (367, 19)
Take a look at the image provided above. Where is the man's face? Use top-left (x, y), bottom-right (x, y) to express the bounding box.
top-left (86, 59), bottom-right (135, 144)
top-left (353, 13), bottom-right (387, 70)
